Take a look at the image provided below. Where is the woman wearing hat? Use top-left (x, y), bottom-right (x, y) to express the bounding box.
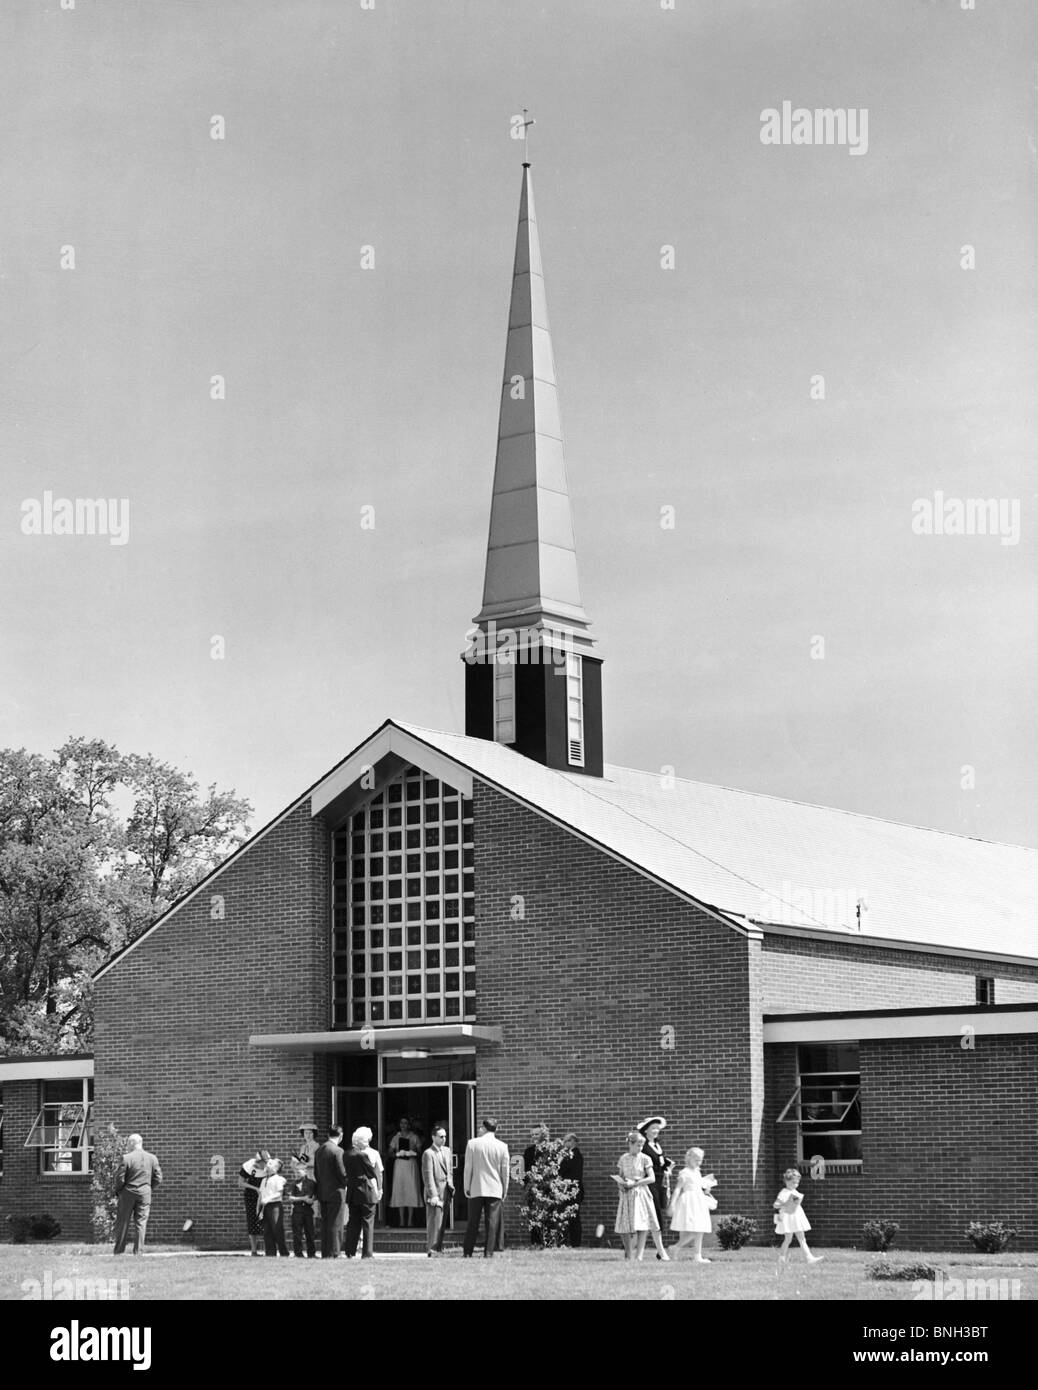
top-left (238, 1147), bottom-right (271, 1256)
top-left (295, 1123), bottom-right (319, 1178)
top-left (637, 1116), bottom-right (674, 1259)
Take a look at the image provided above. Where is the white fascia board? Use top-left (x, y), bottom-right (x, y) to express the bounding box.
top-left (0, 1058), bottom-right (95, 1082)
top-left (310, 726), bottom-right (473, 817)
top-left (763, 1009), bottom-right (1038, 1045)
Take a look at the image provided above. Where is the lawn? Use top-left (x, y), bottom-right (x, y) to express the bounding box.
top-left (2, 1245), bottom-right (1036, 1301)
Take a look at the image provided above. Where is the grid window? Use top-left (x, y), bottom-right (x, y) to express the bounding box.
top-left (333, 767), bottom-right (476, 1027)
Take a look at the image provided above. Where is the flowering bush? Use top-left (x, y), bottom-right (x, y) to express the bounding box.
top-left (964, 1221), bottom-right (1017, 1254)
top-left (715, 1214), bottom-right (757, 1251)
top-left (863, 1219), bottom-right (900, 1252)
top-left (5, 1213), bottom-right (62, 1243)
top-left (868, 1261), bottom-right (937, 1281)
top-left (518, 1138), bottom-right (580, 1249)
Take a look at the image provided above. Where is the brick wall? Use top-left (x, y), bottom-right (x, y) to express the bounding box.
top-left (766, 1035), bottom-right (1038, 1250)
top-left (762, 934), bottom-right (1038, 1014)
top-left (89, 801), bottom-right (332, 1248)
top-left (0, 1079), bottom-right (93, 1242)
top-left (470, 781), bottom-right (769, 1243)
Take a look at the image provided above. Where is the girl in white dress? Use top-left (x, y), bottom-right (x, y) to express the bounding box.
top-left (668, 1146), bottom-right (717, 1261)
top-left (613, 1131), bottom-right (668, 1262)
top-left (774, 1168), bottom-right (823, 1265)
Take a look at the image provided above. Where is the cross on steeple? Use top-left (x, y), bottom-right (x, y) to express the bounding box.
top-left (521, 108), bottom-right (535, 165)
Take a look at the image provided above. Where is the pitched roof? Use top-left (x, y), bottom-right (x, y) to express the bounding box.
top-left (393, 722), bottom-right (1038, 962)
top-left (94, 717), bottom-right (1037, 981)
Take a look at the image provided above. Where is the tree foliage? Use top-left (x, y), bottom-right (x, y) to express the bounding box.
top-left (0, 738), bottom-right (251, 1055)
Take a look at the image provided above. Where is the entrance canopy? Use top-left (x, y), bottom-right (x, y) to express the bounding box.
top-left (249, 1024), bottom-right (502, 1054)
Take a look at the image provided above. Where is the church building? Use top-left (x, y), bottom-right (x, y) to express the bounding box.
top-left (2, 162), bottom-right (1035, 1251)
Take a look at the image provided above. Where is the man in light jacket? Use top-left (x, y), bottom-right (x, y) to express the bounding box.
top-left (462, 1117), bottom-right (510, 1258)
top-left (113, 1133), bottom-right (163, 1255)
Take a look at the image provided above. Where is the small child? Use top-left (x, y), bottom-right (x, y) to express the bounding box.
top-left (257, 1158), bottom-right (289, 1257)
top-left (668, 1146), bottom-right (718, 1262)
top-left (774, 1168), bottom-right (823, 1266)
top-left (288, 1157), bottom-right (316, 1258)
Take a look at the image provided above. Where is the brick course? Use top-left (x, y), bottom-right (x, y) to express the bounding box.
top-left (86, 801), bottom-right (331, 1249)
top-left (766, 1035), bottom-right (1038, 1250)
top-left (0, 1078), bottom-right (93, 1242)
top-left (763, 934), bottom-right (1038, 1013)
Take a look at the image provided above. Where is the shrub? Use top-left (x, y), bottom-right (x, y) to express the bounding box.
top-left (863, 1219), bottom-right (900, 1252)
top-left (715, 1215), bottom-right (757, 1251)
top-left (5, 1213), bottom-right (62, 1243)
top-left (964, 1221), bottom-right (1017, 1254)
top-left (868, 1260), bottom-right (937, 1281)
top-left (518, 1138), bottom-right (580, 1249)
top-left (90, 1122), bottom-right (131, 1244)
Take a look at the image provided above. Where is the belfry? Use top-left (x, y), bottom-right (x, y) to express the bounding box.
top-left (464, 161), bottom-right (603, 776)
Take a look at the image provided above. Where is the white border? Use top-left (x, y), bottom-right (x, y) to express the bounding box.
top-left (763, 1008), bottom-right (1038, 1044)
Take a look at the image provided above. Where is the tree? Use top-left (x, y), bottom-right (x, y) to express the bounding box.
top-left (0, 740), bottom-right (251, 1055)
top-left (91, 1122), bottom-right (131, 1243)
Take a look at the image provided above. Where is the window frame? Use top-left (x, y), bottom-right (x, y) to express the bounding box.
top-left (24, 1078), bottom-right (94, 1176)
top-left (565, 652), bottom-right (585, 767)
top-left (778, 1049), bottom-right (862, 1169)
top-left (975, 976), bottom-right (995, 1006)
top-left (492, 658), bottom-right (516, 745)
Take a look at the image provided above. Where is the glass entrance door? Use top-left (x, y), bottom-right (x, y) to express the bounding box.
top-left (448, 1082), bottom-right (475, 1225)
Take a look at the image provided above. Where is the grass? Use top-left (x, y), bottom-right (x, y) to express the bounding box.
top-left (2, 1244), bottom-right (1036, 1300)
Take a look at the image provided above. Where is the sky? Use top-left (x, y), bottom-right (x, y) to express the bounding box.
top-left (1, 0), bottom-right (1035, 847)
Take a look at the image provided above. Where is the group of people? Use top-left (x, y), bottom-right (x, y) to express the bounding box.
top-left (109, 1116), bottom-right (823, 1266)
top-left (239, 1123), bottom-right (386, 1259)
top-left (238, 1118), bottom-right (459, 1258)
top-left (613, 1115), bottom-right (823, 1267)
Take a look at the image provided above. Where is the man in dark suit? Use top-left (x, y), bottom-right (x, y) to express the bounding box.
top-left (314, 1125), bottom-right (348, 1259)
top-left (113, 1133), bottom-right (163, 1255)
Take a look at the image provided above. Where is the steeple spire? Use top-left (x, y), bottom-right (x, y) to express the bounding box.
top-left (465, 157), bottom-right (604, 777)
top-left (474, 161), bottom-right (595, 647)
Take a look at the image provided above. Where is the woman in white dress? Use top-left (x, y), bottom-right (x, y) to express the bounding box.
top-left (774, 1167), bottom-right (824, 1265)
top-left (613, 1131), bottom-right (669, 1262)
top-left (668, 1146), bottom-right (717, 1262)
top-left (388, 1117), bottom-right (422, 1226)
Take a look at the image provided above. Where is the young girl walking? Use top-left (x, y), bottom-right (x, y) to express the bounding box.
top-left (613, 1131), bottom-right (670, 1261)
top-left (774, 1168), bottom-right (823, 1265)
top-left (667, 1146), bottom-right (717, 1261)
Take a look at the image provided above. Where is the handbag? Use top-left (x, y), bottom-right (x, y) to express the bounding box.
top-left (704, 1193), bottom-right (718, 1211)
